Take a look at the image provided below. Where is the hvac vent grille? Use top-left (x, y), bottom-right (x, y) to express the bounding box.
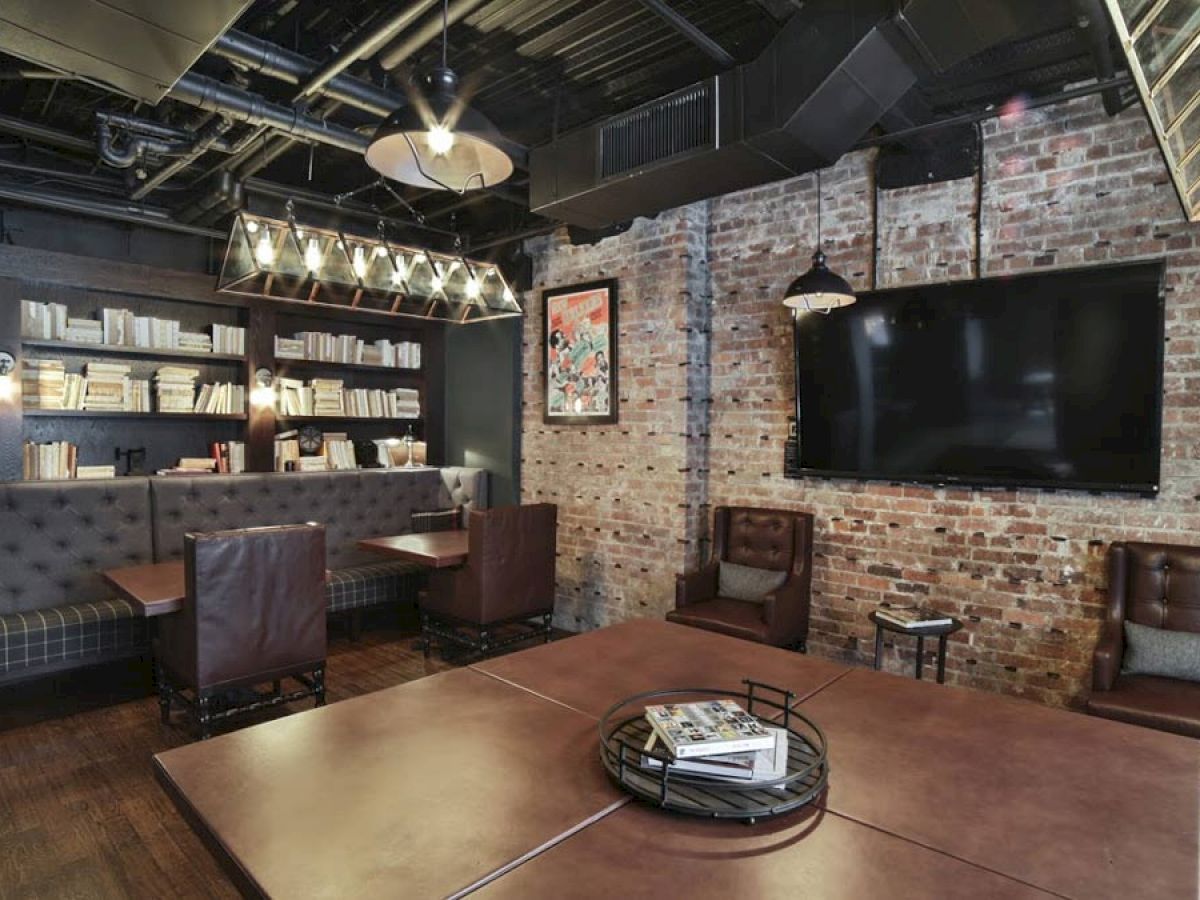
top-left (600, 82), bottom-right (714, 179)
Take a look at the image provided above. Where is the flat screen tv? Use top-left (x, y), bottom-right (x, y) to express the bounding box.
top-left (793, 261), bottom-right (1165, 494)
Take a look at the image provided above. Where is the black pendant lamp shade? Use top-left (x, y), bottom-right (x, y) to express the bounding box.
top-left (365, 66), bottom-right (513, 191)
top-left (783, 249), bottom-right (856, 311)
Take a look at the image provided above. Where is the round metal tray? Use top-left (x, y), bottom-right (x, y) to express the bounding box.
top-left (598, 680), bottom-right (828, 823)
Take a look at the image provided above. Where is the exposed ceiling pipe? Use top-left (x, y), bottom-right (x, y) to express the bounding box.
top-left (130, 117), bottom-right (233, 200)
top-left (377, 0), bottom-right (490, 70)
top-left (1072, 0), bottom-right (1127, 116)
top-left (0, 112), bottom-right (93, 153)
top-left (95, 119), bottom-right (198, 169)
top-left (297, 0), bottom-right (442, 100)
top-left (168, 72), bottom-right (369, 155)
top-left (0, 181), bottom-right (225, 238)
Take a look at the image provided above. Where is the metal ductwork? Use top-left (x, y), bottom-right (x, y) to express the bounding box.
top-left (530, 0), bottom-right (1045, 228)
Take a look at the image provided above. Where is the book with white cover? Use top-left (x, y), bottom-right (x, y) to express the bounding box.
top-left (640, 728), bottom-right (789, 783)
top-left (874, 605), bottom-right (954, 629)
top-left (643, 699), bottom-right (774, 759)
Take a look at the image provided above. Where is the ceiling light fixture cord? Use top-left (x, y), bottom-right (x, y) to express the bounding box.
top-left (401, 132), bottom-right (486, 194)
top-left (442, 0), bottom-right (449, 69)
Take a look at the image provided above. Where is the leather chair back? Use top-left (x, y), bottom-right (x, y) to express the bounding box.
top-left (468, 504), bottom-right (557, 624)
top-left (158, 524), bottom-right (327, 691)
top-left (1111, 542), bottom-right (1200, 634)
top-left (713, 506), bottom-right (810, 575)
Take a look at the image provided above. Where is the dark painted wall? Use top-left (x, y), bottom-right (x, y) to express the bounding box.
top-left (444, 318), bottom-right (521, 507)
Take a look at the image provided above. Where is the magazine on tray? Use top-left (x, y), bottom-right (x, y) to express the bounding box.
top-left (643, 699), bottom-right (775, 759)
top-left (641, 728), bottom-right (789, 784)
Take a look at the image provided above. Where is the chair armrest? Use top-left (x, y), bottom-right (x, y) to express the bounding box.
top-left (1092, 617), bottom-right (1124, 692)
top-left (762, 574), bottom-right (810, 647)
top-left (676, 562), bottom-right (719, 608)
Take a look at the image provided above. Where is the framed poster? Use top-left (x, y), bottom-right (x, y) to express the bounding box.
top-left (542, 279), bottom-right (618, 424)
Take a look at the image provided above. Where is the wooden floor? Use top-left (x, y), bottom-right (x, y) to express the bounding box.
top-left (0, 612), bottom-right (536, 899)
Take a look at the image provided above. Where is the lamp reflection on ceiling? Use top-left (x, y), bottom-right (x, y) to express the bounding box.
top-left (218, 212), bottom-right (522, 325)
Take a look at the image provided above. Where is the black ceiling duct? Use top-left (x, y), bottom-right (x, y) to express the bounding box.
top-left (530, 0), bottom-right (1044, 228)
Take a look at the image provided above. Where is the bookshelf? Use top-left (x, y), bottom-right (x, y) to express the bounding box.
top-left (0, 246), bottom-right (447, 481)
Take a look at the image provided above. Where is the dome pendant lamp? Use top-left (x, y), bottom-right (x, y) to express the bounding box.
top-left (365, 0), bottom-right (513, 192)
top-left (783, 170), bottom-right (855, 314)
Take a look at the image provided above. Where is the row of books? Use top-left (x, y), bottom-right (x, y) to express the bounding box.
top-left (272, 431), bottom-right (357, 472)
top-left (22, 441), bottom-right (115, 481)
top-left (20, 300), bottom-right (246, 355)
top-left (155, 442), bottom-right (246, 476)
top-left (274, 332), bottom-right (421, 368)
top-left (275, 378), bottom-right (420, 419)
top-left (24, 360), bottom-right (151, 412)
top-left (641, 700), bottom-right (787, 785)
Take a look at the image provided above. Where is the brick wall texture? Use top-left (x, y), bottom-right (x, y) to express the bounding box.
top-left (521, 95), bottom-right (1200, 708)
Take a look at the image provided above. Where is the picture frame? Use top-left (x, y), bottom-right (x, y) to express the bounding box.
top-left (542, 278), bottom-right (618, 425)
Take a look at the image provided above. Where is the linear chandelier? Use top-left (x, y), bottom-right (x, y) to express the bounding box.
top-left (217, 212), bottom-right (522, 324)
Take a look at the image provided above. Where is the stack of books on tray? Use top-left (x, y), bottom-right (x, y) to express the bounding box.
top-left (640, 699), bottom-right (788, 786)
top-left (874, 605), bottom-right (954, 629)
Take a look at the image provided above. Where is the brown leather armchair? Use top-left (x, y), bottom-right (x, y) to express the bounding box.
top-left (1086, 541), bottom-right (1200, 738)
top-left (668, 506), bottom-right (814, 650)
top-left (156, 524), bottom-right (328, 740)
top-left (419, 504), bottom-right (557, 657)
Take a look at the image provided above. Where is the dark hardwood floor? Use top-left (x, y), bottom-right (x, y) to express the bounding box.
top-left (0, 611), bottom-right (540, 899)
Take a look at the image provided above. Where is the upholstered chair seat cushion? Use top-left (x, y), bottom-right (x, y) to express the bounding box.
top-left (1123, 621), bottom-right (1200, 682)
top-left (0, 597), bottom-right (143, 675)
top-left (1086, 674), bottom-right (1200, 739)
top-left (326, 561), bottom-right (422, 613)
top-left (666, 598), bottom-right (769, 643)
top-left (718, 561), bottom-right (787, 604)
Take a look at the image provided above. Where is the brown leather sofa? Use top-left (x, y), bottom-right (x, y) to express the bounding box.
top-left (668, 506), bottom-right (814, 650)
top-left (1087, 541), bottom-right (1200, 739)
top-left (419, 504), bottom-right (557, 657)
top-left (157, 524), bottom-right (328, 739)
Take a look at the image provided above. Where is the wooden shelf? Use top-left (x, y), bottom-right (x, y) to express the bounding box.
top-left (22, 410), bottom-right (247, 421)
top-left (22, 339), bottom-right (246, 363)
top-left (274, 357), bottom-right (424, 377)
top-left (275, 415), bottom-right (421, 424)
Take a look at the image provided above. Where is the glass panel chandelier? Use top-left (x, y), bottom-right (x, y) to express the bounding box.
top-left (1104, 0), bottom-right (1200, 220)
top-left (218, 212), bottom-right (522, 324)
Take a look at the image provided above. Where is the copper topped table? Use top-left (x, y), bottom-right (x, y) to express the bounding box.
top-left (102, 560), bottom-right (185, 617)
top-left (358, 529), bottom-right (469, 568)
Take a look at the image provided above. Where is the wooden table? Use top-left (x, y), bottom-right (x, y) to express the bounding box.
top-left (358, 529), bottom-right (469, 568)
top-left (155, 620), bottom-right (1200, 899)
top-left (869, 610), bottom-right (963, 683)
top-left (102, 560), bottom-right (185, 617)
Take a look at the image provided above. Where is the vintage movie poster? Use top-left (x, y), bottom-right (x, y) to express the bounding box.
top-left (543, 280), bottom-right (617, 424)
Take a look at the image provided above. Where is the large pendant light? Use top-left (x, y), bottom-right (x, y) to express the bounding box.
top-left (783, 170), bottom-right (855, 313)
top-left (365, 0), bottom-right (513, 192)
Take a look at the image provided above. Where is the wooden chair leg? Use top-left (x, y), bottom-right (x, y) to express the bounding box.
top-left (313, 667), bottom-right (326, 707)
top-left (156, 663), bottom-right (171, 725)
top-left (543, 613), bottom-right (553, 644)
top-left (197, 693), bottom-right (213, 741)
top-left (419, 612), bottom-right (432, 659)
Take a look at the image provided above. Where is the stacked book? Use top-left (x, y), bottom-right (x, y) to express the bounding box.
top-left (178, 332), bottom-right (213, 354)
top-left (392, 388), bottom-right (420, 419)
top-left (275, 331), bottom-right (421, 369)
top-left (21, 359), bottom-right (66, 409)
top-left (639, 699), bottom-right (788, 786)
top-left (874, 605), bottom-right (954, 629)
top-left (155, 366), bottom-right (199, 413)
top-left (102, 309), bottom-right (181, 349)
top-left (343, 387), bottom-right (422, 419)
top-left (210, 324), bottom-right (246, 355)
top-left (322, 434), bottom-right (356, 470)
top-left (276, 377), bottom-right (314, 416)
top-left (20, 300), bottom-right (68, 339)
top-left (312, 378), bottom-right (344, 416)
top-left (274, 432), bottom-right (301, 472)
top-left (83, 362), bottom-right (141, 411)
top-left (76, 465), bottom-right (116, 480)
top-left (274, 337), bottom-right (305, 360)
top-left (65, 318), bottom-right (103, 344)
top-left (23, 441), bottom-right (76, 480)
top-left (157, 458), bottom-right (218, 476)
top-left (210, 441), bottom-right (246, 474)
top-left (193, 383), bottom-right (245, 415)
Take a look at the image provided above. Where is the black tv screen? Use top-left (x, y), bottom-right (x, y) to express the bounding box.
top-left (794, 261), bottom-right (1165, 494)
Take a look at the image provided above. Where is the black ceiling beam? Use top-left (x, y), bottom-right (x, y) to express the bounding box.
top-left (635, 0), bottom-right (736, 68)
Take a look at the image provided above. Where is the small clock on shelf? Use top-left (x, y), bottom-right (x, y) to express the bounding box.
top-left (298, 425), bottom-right (323, 456)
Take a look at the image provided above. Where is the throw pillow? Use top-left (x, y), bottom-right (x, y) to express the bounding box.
top-left (1122, 620), bottom-right (1200, 682)
top-left (718, 561), bottom-right (788, 604)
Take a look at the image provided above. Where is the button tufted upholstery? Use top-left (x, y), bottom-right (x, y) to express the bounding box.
top-left (438, 467), bottom-right (489, 526)
top-left (0, 479), bottom-right (154, 615)
top-left (668, 506), bottom-right (815, 650)
top-left (1088, 541), bottom-right (1200, 737)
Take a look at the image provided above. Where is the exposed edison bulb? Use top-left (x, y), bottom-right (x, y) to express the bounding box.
top-left (254, 228), bottom-right (275, 266)
top-left (245, 219), bottom-right (260, 234)
top-left (391, 254), bottom-right (408, 285)
top-left (427, 124), bottom-right (454, 156)
top-left (374, 245), bottom-right (389, 258)
top-left (304, 237), bottom-right (321, 273)
top-left (431, 273), bottom-right (444, 293)
top-left (352, 245), bottom-right (368, 279)
top-left (502, 285), bottom-right (515, 304)
top-left (466, 277), bottom-right (481, 299)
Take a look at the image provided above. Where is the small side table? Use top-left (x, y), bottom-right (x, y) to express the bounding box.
top-left (869, 611), bottom-right (963, 684)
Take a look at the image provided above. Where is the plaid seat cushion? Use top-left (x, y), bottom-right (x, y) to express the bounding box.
top-left (326, 560), bottom-right (422, 613)
top-left (0, 598), bottom-right (144, 674)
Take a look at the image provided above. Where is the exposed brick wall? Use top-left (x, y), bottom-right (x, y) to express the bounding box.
top-left (522, 94), bottom-right (1200, 708)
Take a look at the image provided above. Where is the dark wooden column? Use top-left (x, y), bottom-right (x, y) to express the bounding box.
top-left (0, 278), bottom-right (22, 482)
top-left (246, 300), bottom-right (277, 472)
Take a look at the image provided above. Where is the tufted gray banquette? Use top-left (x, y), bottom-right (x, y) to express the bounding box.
top-left (0, 467), bottom-right (488, 684)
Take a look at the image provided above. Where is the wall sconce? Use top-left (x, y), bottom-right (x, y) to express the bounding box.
top-left (0, 351), bottom-right (15, 402)
top-left (251, 367), bottom-right (275, 408)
